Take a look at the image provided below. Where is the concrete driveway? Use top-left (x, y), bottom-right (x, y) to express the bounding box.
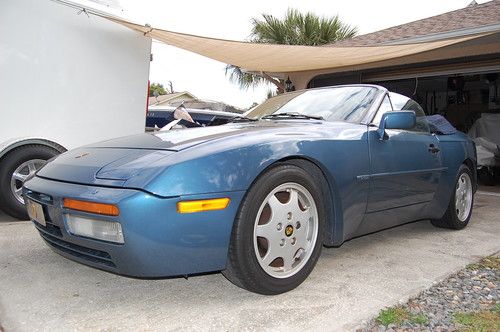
top-left (1, 191), bottom-right (499, 331)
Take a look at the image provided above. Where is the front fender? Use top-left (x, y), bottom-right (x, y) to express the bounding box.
top-left (139, 141), bottom-right (304, 197)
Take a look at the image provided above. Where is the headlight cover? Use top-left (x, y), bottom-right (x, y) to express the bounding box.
top-left (65, 214), bottom-right (124, 244)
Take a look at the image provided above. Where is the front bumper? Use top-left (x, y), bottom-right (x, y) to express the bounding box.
top-left (23, 176), bottom-right (245, 277)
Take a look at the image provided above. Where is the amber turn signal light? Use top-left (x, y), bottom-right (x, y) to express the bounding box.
top-left (63, 198), bottom-right (120, 216)
top-left (177, 198), bottom-right (230, 214)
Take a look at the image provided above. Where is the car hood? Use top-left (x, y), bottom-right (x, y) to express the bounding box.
top-left (35, 120), bottom-right (350, 190)
top-left (36, 147), bottom-right (176, 186)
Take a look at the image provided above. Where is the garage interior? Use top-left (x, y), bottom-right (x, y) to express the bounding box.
top-left (309, 61), bottom-right (500, 131)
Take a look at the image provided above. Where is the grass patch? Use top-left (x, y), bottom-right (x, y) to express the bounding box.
top-left (409, 313), bottom-right (429, 325)
top-left (466, 256), bottom-right (500, 271)
top-left (376, 307), bottom-right (428, 327)
top-left (377, 307), bottom-right (408, 326)
top-left (453, 303), bottom-right (500, 332)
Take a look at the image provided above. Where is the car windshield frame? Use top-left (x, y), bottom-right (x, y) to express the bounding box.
top-left (246, 86), bottom-right (380, 124)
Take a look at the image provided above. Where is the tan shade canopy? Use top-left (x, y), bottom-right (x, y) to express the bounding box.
top-left (106, 16), bottom-right (491, 73)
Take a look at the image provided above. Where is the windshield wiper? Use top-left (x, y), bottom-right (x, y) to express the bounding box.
top-left (227, 116), bottom-right (258, 122)
top-left (261, 112), bottom-right (324, 120)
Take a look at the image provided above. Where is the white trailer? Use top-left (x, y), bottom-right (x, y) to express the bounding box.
top-left (0, 0), bottom-right (152, 219)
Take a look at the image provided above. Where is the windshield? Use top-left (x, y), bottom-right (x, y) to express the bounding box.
top-left (246, 86), bottom-right (378, 123)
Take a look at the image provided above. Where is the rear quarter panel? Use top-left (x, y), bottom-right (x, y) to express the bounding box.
top-left (424, 132), bottom-right (477, 219)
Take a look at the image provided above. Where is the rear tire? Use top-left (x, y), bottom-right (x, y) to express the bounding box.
top-left (431, 164), bottom-right (474, 230)
top-left (223, 164), bottom-right (325, 295)
top-left (0, 145), bottom-right (59, 220)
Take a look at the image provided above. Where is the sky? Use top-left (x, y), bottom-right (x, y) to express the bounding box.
top-left (118, 0), bottom-right (488, 109)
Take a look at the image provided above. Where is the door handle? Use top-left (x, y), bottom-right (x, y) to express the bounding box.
top-left (428, 144), bottom-right (440, 154)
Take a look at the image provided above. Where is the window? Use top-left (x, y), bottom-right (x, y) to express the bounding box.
top-left (246, 86), bottom-right (378, 123)
top-left (372, 95), bottom-right (393, 126)
top-left (372, 92), bottom-right (430, 133)
top-left (389, 93), bottom-right (430, 133)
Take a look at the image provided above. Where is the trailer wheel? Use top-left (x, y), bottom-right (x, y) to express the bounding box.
top-left (0, 145), bottom-right (60, 220)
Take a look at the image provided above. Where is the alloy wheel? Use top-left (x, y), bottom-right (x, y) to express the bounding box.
top-left (253, 182), bottom-right (319, 278)
top-left (455, 172), bottom-right (473, 222)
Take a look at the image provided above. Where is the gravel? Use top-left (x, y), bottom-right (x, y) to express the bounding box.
top-left (357, 256), bottom-right (499, 332)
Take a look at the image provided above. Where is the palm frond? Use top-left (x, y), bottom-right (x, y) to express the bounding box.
top-left (225, 65), bottom-right (267, 90)
top-left (227, 8), bottom-right (358, 89)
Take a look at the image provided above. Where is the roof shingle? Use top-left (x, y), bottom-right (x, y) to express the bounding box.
top-left (333, 0), bottom-right (500, 47)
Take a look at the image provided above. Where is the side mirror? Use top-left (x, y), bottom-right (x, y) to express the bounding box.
top-left (378, 111), bottom-right (416, 139)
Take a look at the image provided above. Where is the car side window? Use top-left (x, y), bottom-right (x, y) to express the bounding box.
top-left (372, 94), bottom-right (393, 126)
top-left (389, 92), bottom-right (430, 133)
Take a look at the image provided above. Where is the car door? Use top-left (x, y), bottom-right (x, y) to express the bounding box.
top-left (366, 93), bottom-right (444, 214)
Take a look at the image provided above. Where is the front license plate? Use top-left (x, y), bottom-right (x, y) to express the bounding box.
top-left (27, 200), bottom-right (46, 227)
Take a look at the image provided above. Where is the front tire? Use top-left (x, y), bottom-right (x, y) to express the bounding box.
top-left (431, 164), bottom-right (474, 230)
top-left (0, 145), bottom-right (59, 220)
top-left (223, 164), bottom-right (325, 294)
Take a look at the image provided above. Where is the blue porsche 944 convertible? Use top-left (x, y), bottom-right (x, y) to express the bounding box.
top-left (23, 85), bottom-right (476, 294)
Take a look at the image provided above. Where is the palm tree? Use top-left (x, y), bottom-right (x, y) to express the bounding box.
top-left (226, 8), bottom-right (358, 92)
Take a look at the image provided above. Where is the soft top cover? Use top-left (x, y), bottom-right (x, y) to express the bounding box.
top-left (426, 115), bottom-right (457, 135)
